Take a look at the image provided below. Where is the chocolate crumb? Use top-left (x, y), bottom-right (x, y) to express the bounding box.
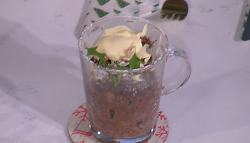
top-left (128, 101), bottom-right (132, 107)
top-left (109, 109), bottom-right (115, 120)
top-left (140, 36), bottom-right (157, 48)
top-left (136, 119), bottom-right (143, 126)
top-left (91, 57), bottom-right (99, 64)
top-left (106, 59), bottom-right (111, 65)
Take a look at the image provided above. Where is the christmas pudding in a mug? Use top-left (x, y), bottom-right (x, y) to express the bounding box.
top-left (78, 16), bottom-right (191, 143)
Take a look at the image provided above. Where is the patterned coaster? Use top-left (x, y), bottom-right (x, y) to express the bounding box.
top-left (68, 103), bottom-right (169, 143)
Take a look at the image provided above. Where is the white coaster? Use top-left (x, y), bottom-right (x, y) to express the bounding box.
top-left (68, 103), bottom-right (169, 143)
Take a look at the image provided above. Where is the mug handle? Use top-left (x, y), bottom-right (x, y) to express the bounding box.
top-left (162, 45), bottom-right (191, 95)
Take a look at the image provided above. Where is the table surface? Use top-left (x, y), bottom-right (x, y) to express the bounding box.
top-left (0, 0), bottom-right (250, 143)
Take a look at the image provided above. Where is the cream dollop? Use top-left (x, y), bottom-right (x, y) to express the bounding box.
top-left (93, 25), bottom-right (151, 64)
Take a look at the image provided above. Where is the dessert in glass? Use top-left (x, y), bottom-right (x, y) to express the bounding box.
top-left (78, 16), bottom-right (191, 143)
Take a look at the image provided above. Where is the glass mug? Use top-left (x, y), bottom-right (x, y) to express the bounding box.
top-left (78, 16), bottom-right (191, 143)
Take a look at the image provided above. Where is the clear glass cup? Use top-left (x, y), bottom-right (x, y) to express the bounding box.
top-left (78, 16), bottom-right (191, 143)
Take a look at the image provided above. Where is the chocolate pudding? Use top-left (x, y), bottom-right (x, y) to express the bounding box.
top-left (84, 69), bottom-right (162, 139)
top-left (81, 24), bottom-right (163, 141)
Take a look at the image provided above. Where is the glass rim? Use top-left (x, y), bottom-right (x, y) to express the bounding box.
top-left (78, 16), bottom-right (169, 73)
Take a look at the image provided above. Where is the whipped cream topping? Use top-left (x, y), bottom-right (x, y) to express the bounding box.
top-left (93, 24), bottom-right (151, 65)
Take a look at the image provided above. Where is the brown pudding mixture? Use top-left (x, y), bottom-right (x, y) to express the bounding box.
top-left (85, 35), bottom-right (162, 139)
top-left (85, 72), bottom-right (162, 138)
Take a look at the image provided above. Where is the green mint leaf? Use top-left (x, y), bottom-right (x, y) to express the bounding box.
top-left (87, 46), bottom-right (106, 67)
top-left (110, 73), bottom-right (122, 88)
top-left (129, 53), bottom-right (141, 69)
top-left (110, 73), bottom-right (118, 88)
top-left (99, 59), bottom-right (106, 67)
top-left (117, 73), bottom-right (123, 87)
top-left (107, 65), bottom-right (113, 69)
top-left (110, 64), bottom-right (129, 88)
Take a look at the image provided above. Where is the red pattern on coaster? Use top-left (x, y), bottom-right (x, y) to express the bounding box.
top-left (72, 129), bottom-right (93, 136)
top-left (72, 105), bottom-right (89, 121)
top-left (74, 141), bottom-right (86, 143)
top-left (68, 104), bottom-right (169, 143)
top-left (158, 111), bottom-right (167, 120)
top-left (155, 126), bottom-right (169, 140)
